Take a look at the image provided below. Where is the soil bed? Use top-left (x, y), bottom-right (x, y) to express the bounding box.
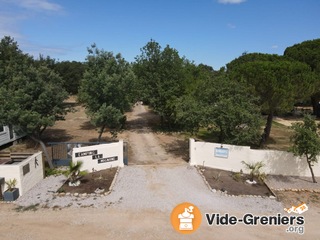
top-left (58, 168), bottom-right (117, 194)
top-left (201, 167), bottom-right (273, 197)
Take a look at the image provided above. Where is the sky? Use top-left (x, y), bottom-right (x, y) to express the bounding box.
top-left (0, 0), bottom-right (319, 70)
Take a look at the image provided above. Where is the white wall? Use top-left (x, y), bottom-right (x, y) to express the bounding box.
top-left (189, 139), bottom-right (320, 177)
top-left (0, 166), bottom-right (20, 194)
top-left (72, 141), bottom-right (124, 172)
top-left (19, 152), bottom-right (44, 195)
top-left (0, 152), bottom-right (44, 196)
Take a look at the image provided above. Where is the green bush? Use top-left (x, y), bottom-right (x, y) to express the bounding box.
top-left (45, 167), bottom-right (68, 177)
top-left (231, 172), bottom-right (242, 182)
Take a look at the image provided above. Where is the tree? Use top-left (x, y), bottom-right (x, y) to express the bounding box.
top-left (156, 45), bottom-right (186, 126)
top-left (290, 115), bottom-right (320, 183)
top-left (196, 75), bottom-right (262, 145)
top-left (134, 40), bottom-right (187, 128)
top-left (171, 62), bottom-right (219, 134)
top-left (284, 39), bottom-right (320, 116)
top-left (173, 94), bottom-right (204, 134)
top-left (0, 36), bottom-right (32, 84)
top-left (284, 39), bottom-right (320, 73)
top-left (2, 65), bottom-right (68, 133)
top-left (54, 61), bottom-right (86, 94)
top-left (78, 44), bottom-right (135, 141)
top-left (181, 61), bottom-right (216, 96)
top-left (226, 52), bottom-right (282, 72)
top-left (0, 36), bottom-right (69, 168)
top-left (91, 104), bottom-right (124, 141)
top-left (133, 39), bottom-right (162, 104)
top-left (227, 53), bottom-right (317, 146)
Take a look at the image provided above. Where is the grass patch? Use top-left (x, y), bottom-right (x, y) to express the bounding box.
top-left (15, 203), bottom-right (40, 212)
top-left (231, 172), bottom-right (242, 182)
top-left (195, 128), bottom-right (219, 142)
top-left (45, 167), bottom-right (68, 177)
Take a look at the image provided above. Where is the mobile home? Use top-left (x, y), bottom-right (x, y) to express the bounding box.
top-left (0, 125), bottom-right (25, 147)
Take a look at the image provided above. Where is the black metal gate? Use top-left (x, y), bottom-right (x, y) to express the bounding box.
top-left (47, 142), bottom-right (103, 166)
top-left (123, 141), bottom-right (128, 165)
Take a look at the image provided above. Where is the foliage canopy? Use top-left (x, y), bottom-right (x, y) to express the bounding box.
top-left (227, 53), bottom-right (317, 146)
top-left (78, 44), bottom-right (136, 141)
top-left (0, 36), bottom-right (69, 168)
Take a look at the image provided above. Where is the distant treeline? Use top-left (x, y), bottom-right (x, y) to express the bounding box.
top-left (1, 36), bottom-right (320, 148)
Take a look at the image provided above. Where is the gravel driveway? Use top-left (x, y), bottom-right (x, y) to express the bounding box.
top-left (16, 164), bottom-right (283, 214)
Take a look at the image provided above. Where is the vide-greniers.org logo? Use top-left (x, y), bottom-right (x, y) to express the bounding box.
top-left (206, 213), bottom-right (305, 235)
top-left (171, 202), bottom-right (307, 235)
top-left (206, 213), bottom-right (304, 225)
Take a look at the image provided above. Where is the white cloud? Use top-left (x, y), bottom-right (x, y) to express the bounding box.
top-left (3, 0), bottom-right (63, 12)
top-left (218, 0), bottom-right (246, 4)
top-left (271, 45), bottom-right (278, 49)
top-left (0, 0), bottom-right (63, 39)
top-left (0, 14), bottom-right (26, 39)
top-left (0, 0), bottom-right (63, 12)
top-left (0, 0), bottom-right (65, 56)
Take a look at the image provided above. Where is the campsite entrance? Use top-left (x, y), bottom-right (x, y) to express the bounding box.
top-left (47, 141), bottom-right (128, 167)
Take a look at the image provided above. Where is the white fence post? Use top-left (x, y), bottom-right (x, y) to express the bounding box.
top-left (118, 140), bottom-right (124, 167)
top-left (189, 138), bottom-right (196, 166)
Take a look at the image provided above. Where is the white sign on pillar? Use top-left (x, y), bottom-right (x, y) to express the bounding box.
top-left (72, 141), bottom-right (124, 172)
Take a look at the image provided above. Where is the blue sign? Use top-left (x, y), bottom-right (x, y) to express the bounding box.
top-left (214, 148), bottom-right (229, 158)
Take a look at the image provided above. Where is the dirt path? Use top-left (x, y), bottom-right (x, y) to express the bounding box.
top-left (121, 103), bottom-right (185, 165)
top-left (274, 116), bottom-right (320, 127)
top-left (273, 117), bottom-right (302, 127)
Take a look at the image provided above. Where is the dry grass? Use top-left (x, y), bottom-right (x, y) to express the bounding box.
top-left (265, 121), bottom-right (293, 151)
top-left (195, 120), bottom-right (293, 151)
top-left (275, 191), bottom-right (320, 209)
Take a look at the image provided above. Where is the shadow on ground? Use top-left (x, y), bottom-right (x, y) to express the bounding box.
top-left (163, 139), bottom-right (189, 162)
top-left (80, 121), bottom-right (96, 131)
top-left (42, 129), bottom-right (73, 143)
top-left (126, 111), bottom-right (160, 131)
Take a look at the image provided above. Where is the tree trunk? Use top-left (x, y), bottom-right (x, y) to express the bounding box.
top-left (39, 126), bottom-right (47, 136)
top-left (160, 115), bottom-right (164, 127)
top-left (307, 158), bottom-right (317, 183)
top-left (311, 95), bottom-right (320, 117)
top-left (98, 125), bottom-right (106, 143)
top-left (29, 135), bottom-right (54, 169)
top-left (218, 126), bottom-right (224, 143)
top-left (259, 112), bottom-right (274, 147)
